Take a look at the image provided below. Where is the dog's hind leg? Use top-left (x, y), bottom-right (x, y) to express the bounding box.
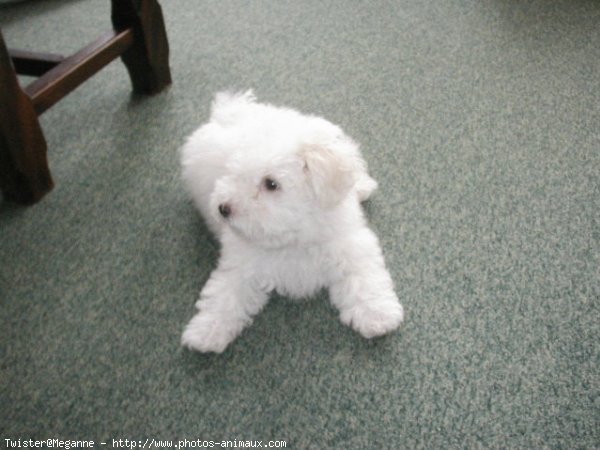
top-left (355, 174), bottom-right (378, 203)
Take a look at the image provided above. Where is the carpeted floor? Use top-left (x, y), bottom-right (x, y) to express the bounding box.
top-left (1, 0), bottom-right (598, 448)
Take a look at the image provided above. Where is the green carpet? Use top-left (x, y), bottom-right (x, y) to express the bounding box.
top-left (1, 0), bottom-right (598, 448)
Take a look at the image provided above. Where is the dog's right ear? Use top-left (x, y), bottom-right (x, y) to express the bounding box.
top-left (300, 144), bottom-right (361, 208)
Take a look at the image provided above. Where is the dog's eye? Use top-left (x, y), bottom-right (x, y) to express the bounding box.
top-left (263, 177), bottom-right (279, 191)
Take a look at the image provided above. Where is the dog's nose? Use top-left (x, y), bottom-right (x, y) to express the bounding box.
top-left (218, 203), bottom-right (231, 218)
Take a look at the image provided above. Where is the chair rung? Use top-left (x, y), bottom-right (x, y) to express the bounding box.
top-left (24, 29), bottom-right (134, 115)
top-left (9, 49), bottom-right (66, 76)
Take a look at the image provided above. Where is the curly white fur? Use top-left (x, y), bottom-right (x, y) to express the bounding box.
top-left (181, 91), bottom-right (403, 352)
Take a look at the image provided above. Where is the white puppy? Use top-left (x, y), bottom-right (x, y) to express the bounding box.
top-left (181, 91), bottom-right (403, 352)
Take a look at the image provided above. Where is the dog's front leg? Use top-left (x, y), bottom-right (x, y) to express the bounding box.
top-left (181, 266), bottom-right (268, 353)
top-left (329, 229), bottom-right (404, 338)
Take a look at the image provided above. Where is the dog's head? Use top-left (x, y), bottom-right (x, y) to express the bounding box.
top-left (210, 115), bottom-right (367, 248)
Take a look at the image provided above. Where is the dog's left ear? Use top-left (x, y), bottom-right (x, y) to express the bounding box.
top-left (300, 143), bottom-right (361, 208)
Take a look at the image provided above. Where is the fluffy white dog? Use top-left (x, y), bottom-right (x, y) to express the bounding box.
top-left (180, 91), bottom-right (404, 352)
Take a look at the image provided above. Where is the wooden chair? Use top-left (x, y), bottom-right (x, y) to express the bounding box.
top-left (0, 0), bottom-right (172, 205)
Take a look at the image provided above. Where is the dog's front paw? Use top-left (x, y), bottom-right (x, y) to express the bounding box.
top-left (340, 298), bottom-right (404, 339)
top-left (181, 312), bottom-right (242, 353)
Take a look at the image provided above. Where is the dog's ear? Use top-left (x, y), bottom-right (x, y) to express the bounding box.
top-left (300, 144), bottom-right (361, 208)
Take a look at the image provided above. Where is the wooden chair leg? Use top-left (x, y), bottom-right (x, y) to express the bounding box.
top-left (0, 30), bottom-right (53, 204)
top-left (111, 0), bottom-right (172, 95)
